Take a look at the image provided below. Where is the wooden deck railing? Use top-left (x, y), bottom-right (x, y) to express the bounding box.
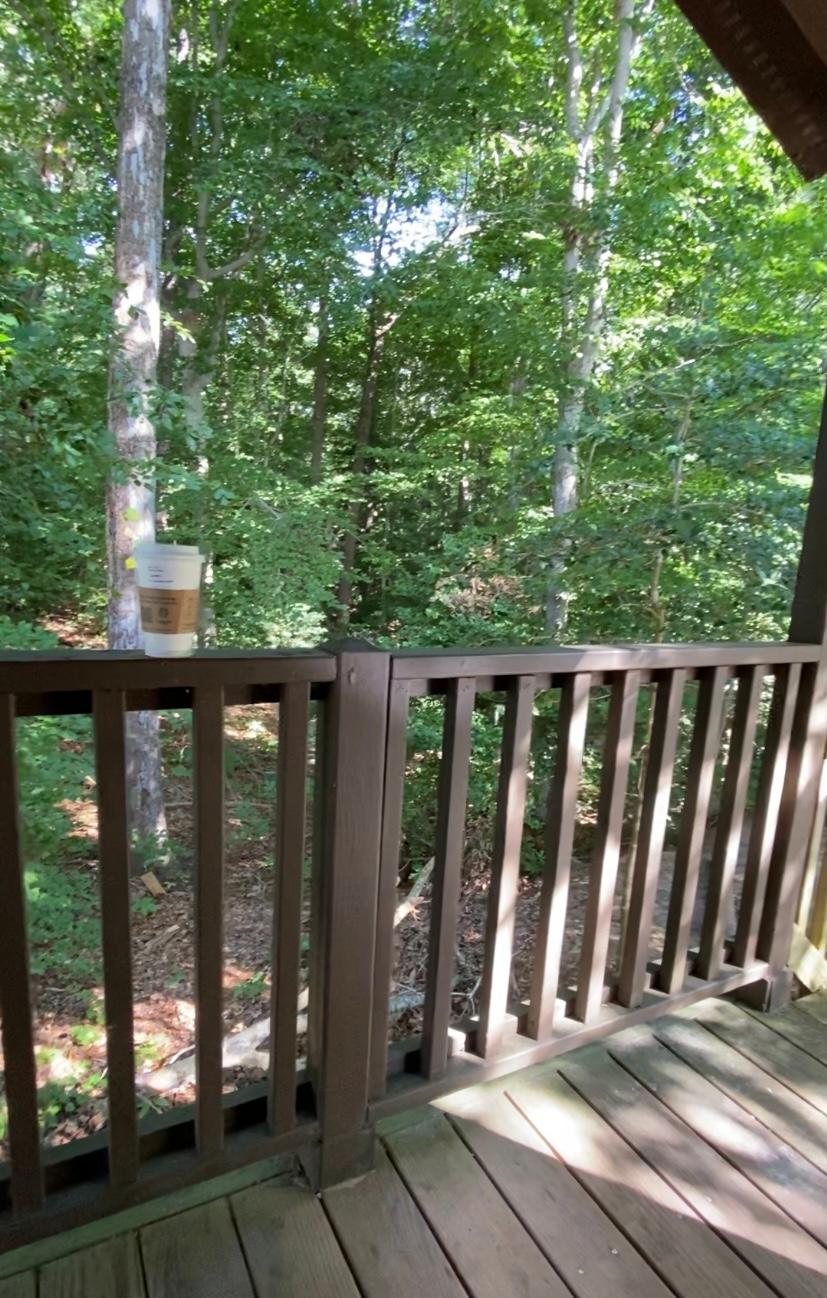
top-left (796, 740), bottom-right (827, 958)
top-left (0, 638), bottom-right (824, 1249)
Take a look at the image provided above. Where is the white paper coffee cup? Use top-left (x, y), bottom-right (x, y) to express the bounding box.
top-left (134, 542), bottom-right (205, 657)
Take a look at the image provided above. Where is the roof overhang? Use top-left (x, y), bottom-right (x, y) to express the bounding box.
top-left (674, 0), bottom-right (827, 179)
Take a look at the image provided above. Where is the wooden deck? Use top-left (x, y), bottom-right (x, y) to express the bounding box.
top-left (3, 991), bottom-right (826, 1298)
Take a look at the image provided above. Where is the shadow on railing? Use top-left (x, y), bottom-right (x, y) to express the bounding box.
top-left (0, 638), bottom-right (824, 1249)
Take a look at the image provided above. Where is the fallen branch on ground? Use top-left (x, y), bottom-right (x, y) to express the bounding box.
top-left (138, 988), bottom-right (426, 1092)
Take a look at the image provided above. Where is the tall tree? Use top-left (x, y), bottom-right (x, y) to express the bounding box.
top-left (546, 0), bottom-right (650, 636)
top-left (107, 0), bottom-right (170, 849)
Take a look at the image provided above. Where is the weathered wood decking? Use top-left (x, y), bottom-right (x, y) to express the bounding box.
top-left (3, 991), bottom-right (826, 1298)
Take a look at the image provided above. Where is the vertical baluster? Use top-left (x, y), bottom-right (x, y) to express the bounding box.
top-left (696, 666), bottom-right (764, 979)
top-left (268, 682), bottom-right (310, 1135)
top-left (306, 698), bottom-right (329, 1088)
top-left (659, 665), bottom-right (728, 994)
top-left (0, 695), bottom-right (43, 1214)
top-left (731, 662), bottom-right (800, 967)
top-left (421, 678), bottom-right (475, 1079)
top-left (526, 674), bottom-right (590, 1040)
top-left (93, 690), bottom-right (138, 1186)
top-left (808, 831), bottom-right (827, 954)
top-left (370, 679), bottom-right (410, 1099)
top-left (617, 669), bottom-right (686, 1009)
top-left (574, 671), bottom-right (640, 1023)
top-left (758, 659), bottom-right (827, 973)
top-left (796, 750), bottom-right (827, 930)
top-left (193, 684), bottom-right (225, 1157)
top-left (476, 676), bottom-right (534, 1059)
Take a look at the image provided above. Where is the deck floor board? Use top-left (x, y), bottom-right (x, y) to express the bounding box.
top-left (0, 1275), bottom-right (35, 1298)
top-left (608, 1025), bottom-right (827, 1246)
top-left (441, 1085), bottom-right (672, 1298)
top-left (739, 1002), bottom-right (827, 1065)
top-left (652, 1012), bottom-right (827, 1173)
top-left (509, 1068), bottom-right (778, 1298)
top-left (384, 1108), bottom-right (571, 1298)
top-left (324, 1141), bottom-right (467, 1298)
top-left (231, 1181), bottom-right (359, 1298)
top-left (40, 1233), bottom-right (145, 1298)
top-left (141, 1199), bottom-right (255, 1298)
top-left (692, 998), bottom-right (827, 1112)
top-left (559, 1045), bottom-right (827, 1298)
top-left (1, 992), bottom-right (825, 1298)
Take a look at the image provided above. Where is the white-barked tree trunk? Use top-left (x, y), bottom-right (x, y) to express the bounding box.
top-left (106, 0), bottom-right (171, 856)
top-left (547, 0), bottom-right (650, 637)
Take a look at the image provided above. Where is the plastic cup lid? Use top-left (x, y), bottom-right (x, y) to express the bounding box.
top-left (134, 542), bottom-right (203, 559)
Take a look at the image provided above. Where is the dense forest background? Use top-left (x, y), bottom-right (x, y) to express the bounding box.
top-left (2, 0), bottom-right (824, 655)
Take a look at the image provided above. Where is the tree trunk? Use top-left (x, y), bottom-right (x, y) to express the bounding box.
top-left (310, 294), bottom-right (329, 484)
top-left (332, 314), bottom-right (387, 628)
top-left (106, 0), bottom-right (171, 854)
top-left (546, 0), bottom-right (646, 637)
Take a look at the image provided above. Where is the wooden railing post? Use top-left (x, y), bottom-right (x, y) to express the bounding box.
top-left (750, 389), bottom-right (827, 1008)
top-left (303, 640), bottom-right (389, 1188)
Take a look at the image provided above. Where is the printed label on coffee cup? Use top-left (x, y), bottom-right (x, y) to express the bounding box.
top-left (138, 587), bottom-right (200, 635)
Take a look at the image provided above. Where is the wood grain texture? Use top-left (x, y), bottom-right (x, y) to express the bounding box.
top-left (0, 694), bottom-right (43, 1214)
top-left (268, 682), bottom-right (310, 1135)
top-left (693, 998), bottom-right (827, 1114)
top-left (560, 1048), bottom-right (827, 1298)
top-left (324, 1142), bottom-right (465, 1298)
top-left (232, 1181), bottom-right (358, 1298)
top-left (739, 1001), bottom-right (827, 1065)
top-left (575, 671), bottom-right (640, 1022)
top-left (797, 991), bottom-right (827, 1024)
top-left (527, 673), bottom-right (590, 1039)
top-left (696, 666), bottom-right (763, 979)
top-left (442, 1087), bottom-right (670, 1298)
top-left (617, 669), bottom-right (685, 1008)
top-left (659, 666), bottom-right (727, 993)
top-left (421, 678), bottom-right (475, 1079)
top-left (141, 1198), bottom-right (254, 1298)
top-left (653, 1013), bottom-right (827, 1174)
top-left (0, 1275), bottom-right (35, 1298)
top-left (384, 1110), bottom-right (570, 1298)
top-left (477, 675), bottom-right (534, 1058)
top-left (610, 1026), bottom-right (827, 1246)
top-left (93, 690), bottom-right (138, 1186)
top-left (509, 1069), bottom-right (777, 1298)
top-left (732, 662), bottom-right (801, 966)
top-left (40, 1232), bottom-right (145, 1298)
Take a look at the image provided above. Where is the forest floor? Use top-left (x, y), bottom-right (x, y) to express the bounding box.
top-left (24, 806), bottom-right (560, 1148)
top-left (23, 806), bottom-right (682, 1153)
